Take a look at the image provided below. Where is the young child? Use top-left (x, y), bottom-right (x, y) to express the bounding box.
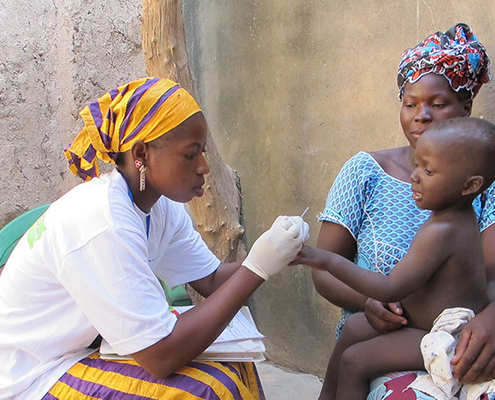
top-left (297, 117), bottom-right (495, 400)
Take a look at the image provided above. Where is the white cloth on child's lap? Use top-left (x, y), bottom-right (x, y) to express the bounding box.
top-left (408, 307), bottom-right (495, 400)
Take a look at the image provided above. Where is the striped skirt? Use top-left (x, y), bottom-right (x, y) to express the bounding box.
top-left (42, 353), bottom-right (265, 400)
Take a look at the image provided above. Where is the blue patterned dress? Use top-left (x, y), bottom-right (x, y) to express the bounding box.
top-left (319, 152), bottom-right (495, 400)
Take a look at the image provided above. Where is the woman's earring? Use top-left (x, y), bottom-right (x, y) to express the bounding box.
top-left (135, 160), bottom-right (147, 191)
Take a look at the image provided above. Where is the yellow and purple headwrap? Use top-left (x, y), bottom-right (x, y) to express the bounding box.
top-left (64, 77), bottom-right (202, 181)
top-left (397, 23), bottom-right (491, 100)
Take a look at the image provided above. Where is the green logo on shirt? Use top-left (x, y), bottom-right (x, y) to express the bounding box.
top-left (27, 215), bottom-right (46, 249)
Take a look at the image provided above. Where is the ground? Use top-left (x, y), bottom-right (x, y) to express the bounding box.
top-left (258, 361), bottom-right (322, 399)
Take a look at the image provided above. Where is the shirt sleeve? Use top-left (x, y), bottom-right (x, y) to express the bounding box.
top-left (318, 152), bottom-right (377, 240)
top-left (153, 201), bottom-right (221, 288)
top-left (474, 181), bottom-right (495, 232)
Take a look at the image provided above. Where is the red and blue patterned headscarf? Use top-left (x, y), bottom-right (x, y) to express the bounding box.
top-left (397, 23), bottom-right (491, 100)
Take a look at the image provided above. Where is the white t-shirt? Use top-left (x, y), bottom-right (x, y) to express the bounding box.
top-left (0, 169), bottom-right (220, 400)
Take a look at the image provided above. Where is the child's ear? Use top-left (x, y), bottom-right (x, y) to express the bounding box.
top-left (462, 175), bottom-right (484, 196)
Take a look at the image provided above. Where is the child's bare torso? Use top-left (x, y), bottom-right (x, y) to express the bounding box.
top-left (400, 209), bottom-right (489, 330)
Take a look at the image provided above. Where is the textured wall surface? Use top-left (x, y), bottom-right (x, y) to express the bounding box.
top-left (183, 1), bottom-right (495, 377)
top-left (0, 0), bottom-right (145, 224)
top-left (3, 0), bottom-right (495, 379)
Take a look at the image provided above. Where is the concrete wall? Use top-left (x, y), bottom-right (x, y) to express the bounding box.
top-left (2, 0), bottom-right (495, 379)
top-left (182, 1), bottom-right (495, 377)
top-left (0, 0), bottom-right (145, 223)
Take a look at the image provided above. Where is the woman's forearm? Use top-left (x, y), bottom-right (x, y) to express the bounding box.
top-left (313, 221), bottom-right (367, 310)
top-left (133, 266), bottom-right (263, 378)
top-left (189, 261), bottom-right (243, 297)
top-left (312, 268), bottom-right (368, 310)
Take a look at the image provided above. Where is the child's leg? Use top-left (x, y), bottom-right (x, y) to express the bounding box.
top-left (318, 313), bottom-right (381, 400)
top-left (336, 326), bottom-right (427, 400)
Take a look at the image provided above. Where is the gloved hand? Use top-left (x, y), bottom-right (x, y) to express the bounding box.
top-left (242, 216), bottom-right (310, 280)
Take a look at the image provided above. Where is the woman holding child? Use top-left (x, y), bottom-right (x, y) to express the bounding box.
top-left (312, 23), bottom-right (495, 399)
top-left (0, 77), bottom-right (309, 399)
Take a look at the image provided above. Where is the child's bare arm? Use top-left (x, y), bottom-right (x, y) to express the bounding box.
top-left (297, 221), bottom-right (452, 303)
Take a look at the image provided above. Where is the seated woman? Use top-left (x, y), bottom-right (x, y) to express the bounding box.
top-left (0, 77), bottom-right (309, 400)
top-left (311, 23), bottom-right (495, 400)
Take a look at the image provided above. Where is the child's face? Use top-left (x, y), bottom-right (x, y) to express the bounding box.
top-left (410, 134), bottom-right (468, 211)
top-left (400, 74), bottom-right (472, 149)
top-left (145, 112), bottom-right (209, 203)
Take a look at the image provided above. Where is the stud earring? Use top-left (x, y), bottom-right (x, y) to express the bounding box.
top-left (135, 160), bottom-right (147, 191)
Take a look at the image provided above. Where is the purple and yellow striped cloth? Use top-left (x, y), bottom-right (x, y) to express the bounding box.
top-left (64, 77), bottom-right (202, 181)
top-left (43, 353), bottom-right (265, 400)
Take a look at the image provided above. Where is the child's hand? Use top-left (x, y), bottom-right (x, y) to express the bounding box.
top-left (290, 245), bottom-right (327, 270)
top-left (364, 298), bottom-right (407, 333)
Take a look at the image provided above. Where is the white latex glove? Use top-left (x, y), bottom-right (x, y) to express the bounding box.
top-left (242, 215), bottom-right (310, 280)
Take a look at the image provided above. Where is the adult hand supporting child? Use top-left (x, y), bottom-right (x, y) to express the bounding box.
top-left (242, 216), bottom-right (309, 280)
top-left (450, 231), bottom-right (495, 384)
top-left (452, 302), bottom-right (495, 383)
